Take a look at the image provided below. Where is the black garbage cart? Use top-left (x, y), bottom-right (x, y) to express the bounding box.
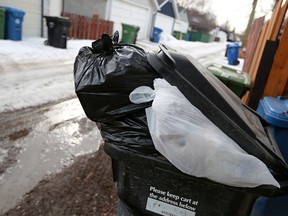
top-left (105, 142), bottom-right (288, 216)
top-left (73, 37), bottom-right (288, 216)
top-left (44, 16), bottom-right (71, 48)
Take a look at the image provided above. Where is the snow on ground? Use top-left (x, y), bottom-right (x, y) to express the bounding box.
top-left (0, 34), bottom-right (243, 113)
top-left (0, 37), bottom-right (93, 71)
top-left (0, 38), bottom-right (95, 113)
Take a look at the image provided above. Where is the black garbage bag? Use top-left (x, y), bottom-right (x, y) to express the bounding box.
top-left (96, 110), bottom-right (157, 154)
top-left (74, 32), bottom-right (161, 154)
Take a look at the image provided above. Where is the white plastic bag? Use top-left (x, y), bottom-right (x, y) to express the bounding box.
top-left (129, 78), bottom-right (280, 188)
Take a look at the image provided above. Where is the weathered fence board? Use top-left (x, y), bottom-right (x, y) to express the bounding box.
top-left (242, 0), bottom-right (288, 105)
top-left (263, 21), bottom-right (288, 97)
top-left (242, 16), bottom-right (265, 74)
top-left (61, 12), bottom-right (113, 40)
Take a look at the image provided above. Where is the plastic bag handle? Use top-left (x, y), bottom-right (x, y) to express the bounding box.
top-left (113, 43), bottom-right (145, 54)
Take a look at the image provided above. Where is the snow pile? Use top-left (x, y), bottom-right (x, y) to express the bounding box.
top-left (0, 38), bottom-right (95, 112)
top-left (0, 38), bottom-right (94, 72)
top-left (159, 32), bottom-right (226, 60)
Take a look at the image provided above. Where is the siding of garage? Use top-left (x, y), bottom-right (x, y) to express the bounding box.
top-left (63, 0), bottom-right (106, 18)
top-left (174, 19), bottom-right (189, 33)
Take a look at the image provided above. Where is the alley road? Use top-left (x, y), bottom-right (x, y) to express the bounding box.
top-left (0, 97), bottom-right (102, 213)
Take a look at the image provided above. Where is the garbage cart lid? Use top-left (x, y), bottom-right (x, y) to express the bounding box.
top-left (227, 43), bottom-right (240, 48)
top-left (147, 44), bottom-right (288, 178)
top-left (207, 63), bottom-right (251, 88)
top-left (259, 96), bottom-right (288, 129)
top-left (44, 16), bottom-right (71, 25)
top-left (44, 15), bottom-right (69, 20)
top-left (3, 6), bottom-right (25, 16)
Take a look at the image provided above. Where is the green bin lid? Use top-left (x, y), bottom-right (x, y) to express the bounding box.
top-left (207, 63), bottom-right (251, 89)
top-left (121, 23), bottom-right (139, 31)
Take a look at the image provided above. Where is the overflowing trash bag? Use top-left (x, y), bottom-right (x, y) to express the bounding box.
top-left (74, 34), bottom-right (288, 216)
top-left (74, 32), bottom-right (288, 187)
top-left (74, 32), bottom-right (161, 154)
top-left (130, 78), bottom-right (279, 188)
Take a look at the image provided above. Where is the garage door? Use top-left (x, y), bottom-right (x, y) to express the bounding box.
top-left (110, 1), bottom-right (150, 40)
top-left (154, 12), bottom-right (174, 34)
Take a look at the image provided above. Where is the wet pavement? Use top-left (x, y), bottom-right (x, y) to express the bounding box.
top-left (0, 98), bottom-right (102, 213)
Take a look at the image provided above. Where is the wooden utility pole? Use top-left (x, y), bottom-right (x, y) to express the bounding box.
top-left (242, 0), bottom-right (258, 48)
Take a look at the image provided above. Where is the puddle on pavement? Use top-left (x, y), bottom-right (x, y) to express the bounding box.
top-left (8, 128), bottom-right (31, 141)
top-left (0, 98), bottom-right (102, 213)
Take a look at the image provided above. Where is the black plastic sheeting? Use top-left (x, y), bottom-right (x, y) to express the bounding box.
top-left (74, 32), bottom-right (161, 154)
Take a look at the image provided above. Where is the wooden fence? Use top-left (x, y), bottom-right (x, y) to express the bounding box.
top-left (241, 0), bottom-right (288, 109)
top-left (61, 12), bottom-right (114, 40)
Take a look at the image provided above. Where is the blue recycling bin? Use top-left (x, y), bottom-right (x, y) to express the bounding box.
top-left (4, 7), bottom-right (25, 41)
top-left (152, 27), bottom-right (162, 43)
top-left (185, 32), bottom-right (190, 41)
top-left (251, 96), bottom-right (288, 216)
top-left (226, 43), bottom-right (240, 65)
top-left (257, 96), bottom-right (288, 162)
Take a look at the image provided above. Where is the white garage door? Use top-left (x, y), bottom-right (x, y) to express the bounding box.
top-left (154, 12), bottom-right (174, 34)
top-left (0, 0), bottom-right (41, 38)
top-left (110, 1), bottom-right (150, 40)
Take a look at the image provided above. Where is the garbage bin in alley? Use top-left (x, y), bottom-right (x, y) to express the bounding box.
top-left (74, 37), bottom-right (288, 216)
top-left (121, 23), bottom-right (139, 44)
top-left (44, 16), bottom-right (71, 49)
top-left (250, 96), bottom-right (288, 216)
top-left (0, 7), bottom-right (5, 39)
top-left (173, 30), bottom-right (181, 39)
top-left (152, 27), bottom-right (162, 43)
top-left (207, 63), bottom-right (251, 98)
top-left (227, 43), bottom-right (240, 65)
top-left (109, 45), bottom-right (288, 216)
top-left (257, 96), bottom-right (288, 163)
top-left (180, 32), bottom-right (186, 41)
top-left (105, 142), bottom-right (268, 216)
top-left (3, 6), bottom-right (25, 41)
